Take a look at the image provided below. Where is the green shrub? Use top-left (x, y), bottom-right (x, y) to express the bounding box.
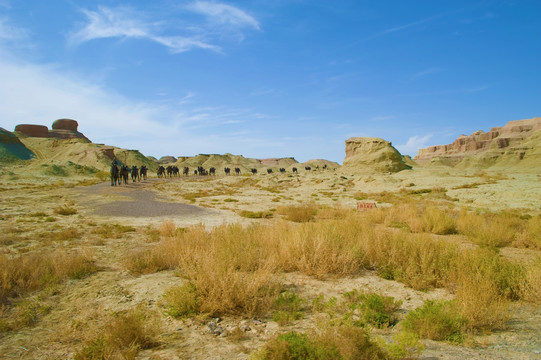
top-left (252, 326), bottom-right (389, 360)
top-left (342, 290), bottom-right (402, 328)
top-left (402, 300), bottom-right (466, 343)
top-left (239, 210), bottom-right (273, 219)
top-left (273, 291), bottom-right (304, 325)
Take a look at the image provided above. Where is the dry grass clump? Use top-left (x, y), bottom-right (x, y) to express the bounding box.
top-left (513, 215), bottom-right (541, 250)
top-left (91, 223), bottom-right (136, 239)
top-left (449, 248), bottom-right (522, 331)
top-left (53, 205), bottom-right (78, 215)
top-left (239, 210), bottom-right (274, 219)
top-left (0, 250), bottom-right (96, 306)
top-left (276, 203), bottom-right (318, 222)
top-left (382, 204), bottom-right (457, 235)
top-left (40, 227), bottom-right (81, 242)
top-left (457, 210), bottom-right (523, 247)
top-left (421, 207), bottom-right (457, 235)
top-left (123, 249), bottom-right (171, 275)
top-left (521, 258), bottom-right (541, 304)
top-left (74, 306), bottom-right (161, 360)
top-left (140, 224), bottom-right (282, 317)
top-left (158, 219), bottom-right (177, 237)
top-left (383, 203), bottom-right (424, 232)
top-left (316, 206), bottom-right (356, 220)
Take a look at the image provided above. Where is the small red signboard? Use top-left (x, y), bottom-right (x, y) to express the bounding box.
top-left (357, 201), bottom-right (377, 210)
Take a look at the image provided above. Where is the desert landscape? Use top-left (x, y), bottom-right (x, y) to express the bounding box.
top-left (1, 117), bottom-right (541, 360)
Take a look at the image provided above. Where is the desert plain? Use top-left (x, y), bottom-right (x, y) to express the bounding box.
top-left (1, 119), bottom-right (540, 360)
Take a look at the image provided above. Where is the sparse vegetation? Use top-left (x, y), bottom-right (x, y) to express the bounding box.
top-left (252, 326), bottom-right (391, 360)
top-left (91, 223), bottom-right (136, 239)
top-left (2, 149), bottom-right (541, 359)
top-left (0, 250), bottom-right (96, 306)
top-left (276, 203), bottom-right (318, 222)
top-left (74, 307), bottom-right (161, 360)
top-left (273, 291), bottom-right (304, 325)
top-left (53, 205), bottom-right (78, 216)
top-left (402, 300), bottom-right (466, 343)
top-left (239, 210), bottom-right (274, 218)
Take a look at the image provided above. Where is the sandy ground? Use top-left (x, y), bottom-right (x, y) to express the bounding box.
top-left (0, 167), bottom-right (540, 359)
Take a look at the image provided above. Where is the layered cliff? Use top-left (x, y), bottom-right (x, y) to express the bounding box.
top-left (415, 117), bottom-right (541, 170)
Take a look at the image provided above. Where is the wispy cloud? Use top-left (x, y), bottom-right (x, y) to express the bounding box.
top-left (0, 17), bottom-right (28, 41)
top-left (366, 14), bottom-right (442, 41)
top-left (178, 92), bottom-right (196, 105)
top-left (411, 67), bottom-right (441, 80)
top-left (187, 1), bottom-right (260, 30)
top-left (396, 134), bottom-right (433, 155)
top-left (69, 6), bottom-right (220, 53)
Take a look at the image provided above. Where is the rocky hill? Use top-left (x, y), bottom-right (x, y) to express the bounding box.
top-left (170, 154), bottom-right (299, 173)
top-left (342, 137), bottom-right (410, 173)
top-left (4, 119), bottom-right (158, 173)
top-left (0, 128), bottom-right (35, 162)
top-left (414, 117), bottom-right (541, 171)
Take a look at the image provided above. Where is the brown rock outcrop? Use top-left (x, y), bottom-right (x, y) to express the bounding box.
top-left (14, 124), bottom-right (50, 138)
top-left (14, 119), bottom-right (90, 142)
top-left (52, 118), bottom-right (78, 131)
top-left (415, 117), bottom-right (541, 166)
top-left (342, 137), bottom-right (410, 173)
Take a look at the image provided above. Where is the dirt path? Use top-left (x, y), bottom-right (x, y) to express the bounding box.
top-left (70, 178), bottom-right (241, 227)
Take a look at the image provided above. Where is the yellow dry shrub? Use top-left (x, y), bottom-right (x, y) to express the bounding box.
top-left (422, 207), bottom-right (457, 235)
top-left (521, 258), bottom-right (541, 304)
top-left (457, 210), bottom-right (517, 247)
top-left (383, 203), bottom-right (424, 232)
top-left (513, 215), bottom-right (541, 250)
top-left (158, 219), bottom-right (177, 238)
top-left (276, 203), bottom-right (318, 222)
top-left (155, 224), bottom-right (282, 317)
top-left (450, 248), bottom-right (521, 331)
top-left (0, 250), bottom-right (96, 305)
top-left (265, 218), bottom-right (365, 278)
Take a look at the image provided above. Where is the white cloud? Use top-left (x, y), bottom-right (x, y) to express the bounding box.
top-left (69, 6), bottom-right (220, 53)
top-left (187, 1), bottom-right (260, 30)
top-left (0, 17), bottom-right (28, 41)
top-left (396, 134), bottom-right (433, 156)
top-left (0, 55), bottom-right (284, 158)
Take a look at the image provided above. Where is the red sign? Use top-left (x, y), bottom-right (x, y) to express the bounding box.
top-left (357, 202), bottom-right (377, 210)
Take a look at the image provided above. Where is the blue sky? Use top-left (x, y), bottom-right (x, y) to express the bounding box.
top-left (0, 0), bottom-right (539, 163)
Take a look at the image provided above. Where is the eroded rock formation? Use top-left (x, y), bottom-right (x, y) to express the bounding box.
top-left (415, 117), bottom-right (541, 168)
top-left (15, 124), bottom-right (49, 138)
top-left (14, 119), bottom-right (90, 142)
top-left (342, 137), bottom-right (410, 173)
top-left (52, 119), bottom-right (79, 131)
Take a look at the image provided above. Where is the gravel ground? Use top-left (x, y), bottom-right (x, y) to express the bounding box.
top-left (76, 178), bottom-right (213, 218)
